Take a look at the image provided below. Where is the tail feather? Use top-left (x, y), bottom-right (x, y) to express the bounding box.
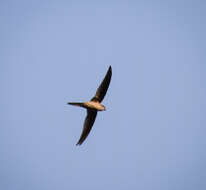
top-left (68, 102), bottom-right (84, 107)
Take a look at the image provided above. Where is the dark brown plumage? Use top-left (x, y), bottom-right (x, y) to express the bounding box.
top-left (68, 66), bottom-right (112, 145)
top-left (76, 110), bottom-right (97, 145)
top-left (91, 66), bottom-right (112, 102)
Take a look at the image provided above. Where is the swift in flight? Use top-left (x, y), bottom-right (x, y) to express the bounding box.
top-left (68, 66), bottom-right (112, 145)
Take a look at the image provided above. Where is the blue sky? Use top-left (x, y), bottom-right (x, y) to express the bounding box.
top-left (1, 1), bottom-right (206, 190)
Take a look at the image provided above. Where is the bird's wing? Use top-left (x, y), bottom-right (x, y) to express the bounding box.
top-left (91, 66), bottom-right (112, 102)
top-left (76, 109), bottom-right (97, 145)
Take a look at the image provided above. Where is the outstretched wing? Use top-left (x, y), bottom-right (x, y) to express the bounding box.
top-left (76, 109), bottom-right (97, 145)
top-left (91, 66), bottom-right (112, 102)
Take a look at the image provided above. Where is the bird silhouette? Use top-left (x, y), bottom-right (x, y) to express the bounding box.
top-left (68, 66), bottom-right (112, 145)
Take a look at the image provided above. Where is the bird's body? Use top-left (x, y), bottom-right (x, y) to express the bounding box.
top-left (68, 101), bottom-right (105, 111)
top-left (68, 66), bottom-right (112, 145)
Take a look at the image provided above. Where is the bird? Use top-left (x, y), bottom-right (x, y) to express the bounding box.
top-left (68, 66), bottom-right (112, 145)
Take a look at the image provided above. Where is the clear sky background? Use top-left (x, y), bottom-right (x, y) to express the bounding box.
top-left (1, 1), bottom-right (206, 190)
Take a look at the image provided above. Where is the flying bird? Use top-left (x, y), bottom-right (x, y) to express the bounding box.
top-left (68, 66), bottom-right (112, 145)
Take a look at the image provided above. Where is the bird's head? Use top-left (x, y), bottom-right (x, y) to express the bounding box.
top-left (102, 105), bottom-right (106, 111)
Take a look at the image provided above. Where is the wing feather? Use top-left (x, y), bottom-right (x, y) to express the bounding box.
top-left (91, 66), bottom-right (112, 102)
top-left (76, 109), bottom-right (97, 145)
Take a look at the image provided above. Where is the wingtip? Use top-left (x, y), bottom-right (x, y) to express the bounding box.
top-left (76, 139), bottom-right (83, 146)
top-left (108, 65), bottom-right (112, 73)
top-left (76, 142), bottom-right (82, 146)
